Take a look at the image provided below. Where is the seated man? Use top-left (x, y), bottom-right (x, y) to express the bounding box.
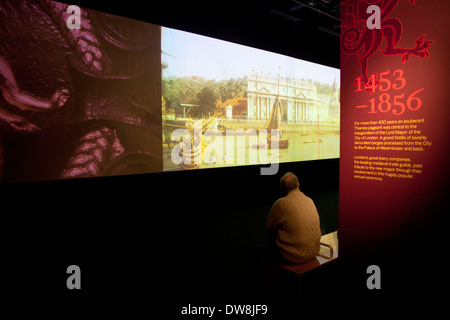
top-left (267, 172), bottom-right (321, 264)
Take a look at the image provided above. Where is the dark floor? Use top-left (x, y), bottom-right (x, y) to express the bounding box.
top-left (2, 159), bottom-right (340, 315)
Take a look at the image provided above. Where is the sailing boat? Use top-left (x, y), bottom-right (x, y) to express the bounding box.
top-left (264, 96), bottom-right (289, 149)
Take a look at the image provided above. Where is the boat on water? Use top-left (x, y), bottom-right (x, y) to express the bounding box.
top-left (251, 143), bottom-right (266, 149)
top-left (304, 137), bottom-right (324, 144)
top-left (270, 137), bottom-right (290, 148)
top-left (179, 135), bottom-right (202, 170)
top-left (252, 95), bottom-right (289, 149)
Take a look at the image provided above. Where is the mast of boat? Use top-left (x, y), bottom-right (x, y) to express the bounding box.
top-left (277, 66), bottom-right (280, 96)
top-left (317, 100), bottom-right (320, 159)
top-left (276, 66), bottom-right (280, 139)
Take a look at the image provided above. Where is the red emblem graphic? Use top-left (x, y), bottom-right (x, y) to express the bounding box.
top-left (341, 0), bottom-right (435, 86)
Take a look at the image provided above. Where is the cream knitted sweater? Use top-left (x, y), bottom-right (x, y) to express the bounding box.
top-left (267, 189), bottom-right (321, 263)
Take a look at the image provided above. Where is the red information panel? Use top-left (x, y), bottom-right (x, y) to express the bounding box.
top-left (340, 0), bottom-right (450, 253)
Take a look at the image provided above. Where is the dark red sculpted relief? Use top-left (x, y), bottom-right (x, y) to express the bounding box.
top-left (0, 0), bottom-right (162, 182)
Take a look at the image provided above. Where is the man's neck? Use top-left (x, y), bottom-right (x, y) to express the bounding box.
top-left (287, 188), bottom-right (300, 195)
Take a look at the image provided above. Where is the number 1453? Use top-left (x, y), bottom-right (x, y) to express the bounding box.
top-left (354, 69), bottom-right (424, 116)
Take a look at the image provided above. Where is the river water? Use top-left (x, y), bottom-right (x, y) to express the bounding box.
top-left (163, 131), bottom-right (340, 171)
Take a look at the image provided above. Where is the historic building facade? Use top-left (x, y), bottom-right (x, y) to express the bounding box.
top-left (246, 71), bottom-right (339, 123)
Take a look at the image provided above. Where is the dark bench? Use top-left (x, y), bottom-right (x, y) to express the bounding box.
top-left (257, 231), bottom-right (338, 300)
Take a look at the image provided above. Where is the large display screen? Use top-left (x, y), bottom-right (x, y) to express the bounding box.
top-left (0, 1), bottom-right (339, 183)
top-left (162, 27), bottom-right (340, 171)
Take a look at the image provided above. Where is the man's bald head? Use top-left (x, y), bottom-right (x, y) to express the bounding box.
top-left (280, 172), bottom-right (299, 193)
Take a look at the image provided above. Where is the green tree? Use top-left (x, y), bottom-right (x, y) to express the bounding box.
top-left (195, 85), bottom-right (219, 118)
top-left (162, 77), bottom-right (181, 108)
top-left (218, 77), bottom-right (247, 101)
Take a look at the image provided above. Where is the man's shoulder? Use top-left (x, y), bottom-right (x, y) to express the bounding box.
top-left (291, 190), bottom-right (311, 199)
top-left (287, 191), bottom-right (316, 207)
top-left (273, 191), bottom-right (314, 208)
top-left (272, 197), bottom-right (285, 207)
top-left (271, 196), bottom-right (288, 211)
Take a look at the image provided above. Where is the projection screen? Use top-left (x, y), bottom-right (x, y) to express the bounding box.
top-left (162, 27), bottom-right (340, 171)
top-left (0, 1), bottom-right (339, 183)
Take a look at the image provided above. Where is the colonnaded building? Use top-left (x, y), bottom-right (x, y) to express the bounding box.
top-left (245, 71), bottom-right (339, 124)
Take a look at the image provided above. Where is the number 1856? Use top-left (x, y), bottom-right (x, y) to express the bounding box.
top-left (366, 88), bottom-right (424, 116)
top-left (354, 68), bottom-right (424, 116)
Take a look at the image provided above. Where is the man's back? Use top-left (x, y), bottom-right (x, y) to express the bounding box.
top-left (267, 189), bottom-right (321, 263)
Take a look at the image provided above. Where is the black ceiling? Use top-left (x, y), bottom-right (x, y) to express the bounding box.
top-left (239, 0), bottom-right (340, 36)
top-left (70, 0), bottom-right (340, 68)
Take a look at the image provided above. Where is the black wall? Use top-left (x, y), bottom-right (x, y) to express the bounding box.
top-left (3, 159), bottom-right (338, 303)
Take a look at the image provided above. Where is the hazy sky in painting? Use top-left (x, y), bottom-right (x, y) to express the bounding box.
top-left (162, 27), bottom-right (340, 88)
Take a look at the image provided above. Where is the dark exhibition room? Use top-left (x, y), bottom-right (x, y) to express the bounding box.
top-left (1, 0), bottom-right (449, 317)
